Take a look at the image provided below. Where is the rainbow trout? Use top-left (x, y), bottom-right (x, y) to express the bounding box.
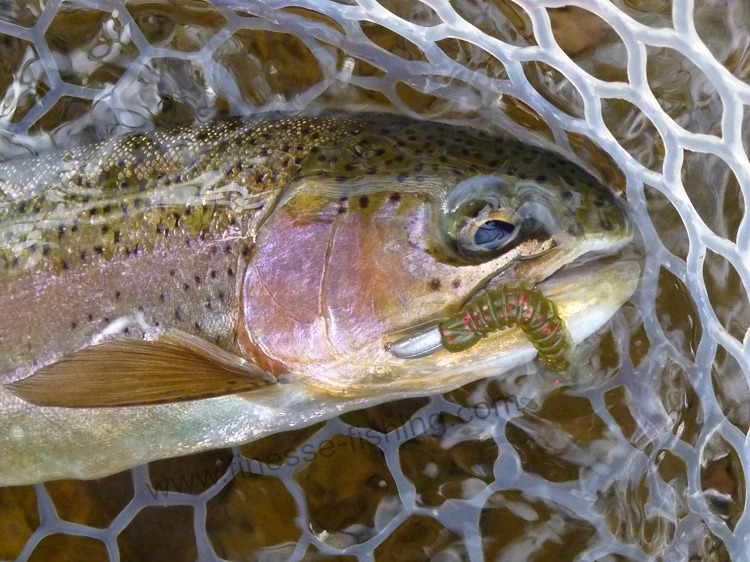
top-left (0, 114), bottom-right (637, 483)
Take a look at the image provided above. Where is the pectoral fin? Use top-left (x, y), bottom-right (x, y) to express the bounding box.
top-left (6, 331), bottom-right (276, 408)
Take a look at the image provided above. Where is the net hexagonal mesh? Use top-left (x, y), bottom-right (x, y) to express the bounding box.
top-left (0, 0), bottom-right (748, 560)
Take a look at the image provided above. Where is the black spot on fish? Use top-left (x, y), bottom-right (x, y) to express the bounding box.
top-left (429, 278), bottom-right (441, 290)
top-left (210, 270), bottom-right (217, 279)
top-left (87, 314), bottom-right (93, 322)
top-left (594, 196), bottom-right (606, 208)
top-left (397, 173), bottom-right (408, 182)
top-left (601, 219), bottom-right (614, 231)
top-left (70, 321), bottom-right (77, 330)
top-left (227, 267), bottom-right (235, 277)
top-left (194, 275), bottom-right (201, 285)
top-left (536, 175), bottom-right (547, 182)
top-left (159, 293), bottom-right (165, 302)
top-left (194, 321), bottom-right (201, 332)
top-left (359, 195), bottom-right (370, 209)
top-left (567, 221), bottom-right (584, 236)
top-left (451, 279), bottom-right (461, 289)
top-left (115, 291), bottom-right (121, 300)
top-left (389, 192), bottom-right (401, 203)
top-left (175, 308), bottom-right (182, 321)
top-left (169, 269), bottom-right (176, 276)
top-left (563, 191), bottom-right (574, 201)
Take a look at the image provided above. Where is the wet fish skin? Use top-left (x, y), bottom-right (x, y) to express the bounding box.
top-left (1, 116), bottom-right (355, 379)
top-left (0, 113), bottom-right (628, 390)
top-left (0, 113), bottom-right (639, 483)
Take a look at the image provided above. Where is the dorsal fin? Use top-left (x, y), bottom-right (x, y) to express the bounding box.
top-left (6, 331), bottom-right (276, 408)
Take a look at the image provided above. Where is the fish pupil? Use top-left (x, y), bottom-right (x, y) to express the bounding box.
top-left (474, 219), bottom-right (515, 249)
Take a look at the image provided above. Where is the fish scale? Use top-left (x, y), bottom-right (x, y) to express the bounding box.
top-left (0, 115), bottom-right (619, 277)
top-left (0, 113), bottom-right (627, 377)
top-left (0, 113), bottom-right (636, 483)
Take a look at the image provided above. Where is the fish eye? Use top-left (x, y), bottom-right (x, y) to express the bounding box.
top-left (473, 219), bottom-right (516, 248)
top-left (441, 175), bottom-right (527, 262)
top-left (455, 208), bottom-right (520, 259)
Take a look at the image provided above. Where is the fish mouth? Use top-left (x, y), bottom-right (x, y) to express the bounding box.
top-left (387, 259), bottom-right (640, 360)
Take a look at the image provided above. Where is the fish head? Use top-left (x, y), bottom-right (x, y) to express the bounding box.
top-left (239, 125), bottom-right (635, 396)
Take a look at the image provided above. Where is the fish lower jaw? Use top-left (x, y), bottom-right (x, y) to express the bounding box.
top-left (296, 260), bottom-right (639, 399)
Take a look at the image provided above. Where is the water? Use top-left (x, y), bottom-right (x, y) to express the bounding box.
top-left (0, 0), bottom-right (748, 560)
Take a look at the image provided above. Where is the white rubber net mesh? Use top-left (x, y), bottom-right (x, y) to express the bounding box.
top-left (0, 0), bottom-right (748, 560)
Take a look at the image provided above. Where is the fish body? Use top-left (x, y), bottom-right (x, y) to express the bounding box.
top-left (0, 114), bottom-right (637, 483)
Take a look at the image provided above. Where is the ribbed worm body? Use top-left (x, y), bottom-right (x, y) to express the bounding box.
top-left (439, 285), bottom-right (571, 372)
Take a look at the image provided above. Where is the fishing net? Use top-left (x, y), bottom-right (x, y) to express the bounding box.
top-left (0, 0), bottom-right (748, 560)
